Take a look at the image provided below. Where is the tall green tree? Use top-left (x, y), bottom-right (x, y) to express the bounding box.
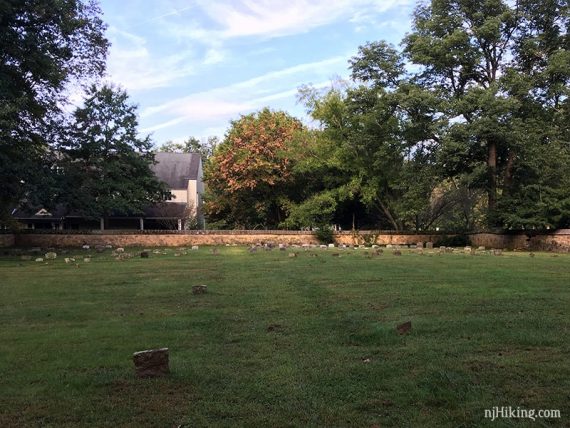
top-left (403, 0), bottom-right (570, 227)
top-left (298, 48), bottom-right (447, 231)
top-left (58, 85), bottom-right (165, 224)
top-left (0, 0), bottom-right (108, 221)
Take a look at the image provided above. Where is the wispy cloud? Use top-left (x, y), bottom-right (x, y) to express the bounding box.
top-left (100, 0), bottom-right (414, 141)
top-left (199, 0), bottom-right (410, 39)
top-left (105, 26), bottom-right (196, 91)
top-left (141, 56), bottom-right (346, 121)
top-left (162, 0), bottom-right (410, 48)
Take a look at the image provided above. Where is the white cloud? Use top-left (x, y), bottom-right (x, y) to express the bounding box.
top-left (105, 26), bottom-right (196, 92)
top-left (197, 0), bottom-right (410, 39)
top-left (140, 56), bottom-right (346, 122)
top-left (202, 48), bottom-right (227, 65)
top-left (162, 0), bottom-right (410, 47)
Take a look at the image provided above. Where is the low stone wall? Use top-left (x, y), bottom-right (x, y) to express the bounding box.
top-left (469, 230), bottom-right (570, 252)
top-left (14, 231), bottom-right (445, 248)
top-left (0, 234), bottom-right (15, 248)
top-left (9, 229), bottom-right (570, 251)
top-left (15, 232), bottom-right (320, 248)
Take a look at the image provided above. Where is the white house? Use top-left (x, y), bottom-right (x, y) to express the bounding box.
top-left (13, 152), bottom-right (205, 230)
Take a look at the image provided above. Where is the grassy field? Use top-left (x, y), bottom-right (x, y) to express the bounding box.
top-left (0, 246), bottom-right (568, 427)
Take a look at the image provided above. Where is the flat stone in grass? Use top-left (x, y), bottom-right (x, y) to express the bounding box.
top-left (82, 245), bottom-right (90, 250)
top-left (396, 321), bottom-right (412, 335)
top-left (133, 348), bottom-right (170, 378)
top-left (267, 324), bottom-right (282, 332)
top-left (116, 247), bottom-right (125, 253)
top-left (288, 252), bottom-right (297, 258)
top-left (35, 258), bottom-right (44, 262)
top-left (45, 252), bottom-right (57, 260)
top-left (191, 245), bottom-right (199, 250)
top-left (192, 285), bottom-right (207, 295)
top-left (493, 249), bottom-right (503, 256)
top-left (478, 246), bottom-right (485, 251)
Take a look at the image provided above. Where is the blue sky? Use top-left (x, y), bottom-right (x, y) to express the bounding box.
top-left (98, 0), bottom-right (414, 146)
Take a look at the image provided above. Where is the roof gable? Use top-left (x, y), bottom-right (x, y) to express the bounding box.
top-left (152, 152), bottom-right (201, 189)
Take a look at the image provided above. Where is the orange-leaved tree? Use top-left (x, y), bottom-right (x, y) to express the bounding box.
top-left (204, 108), bottom-right (305, 229)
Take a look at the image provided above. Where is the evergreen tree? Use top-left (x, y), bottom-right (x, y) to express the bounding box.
top-left (59, 85), bottom-right (165, 224)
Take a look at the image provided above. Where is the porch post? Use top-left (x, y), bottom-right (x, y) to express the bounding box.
top-left (177, 218), bottom-right (182, 231)
top-left (139, 218), bottom-right (144, 231)
top-left (100, 218), bottom-right (104, 231)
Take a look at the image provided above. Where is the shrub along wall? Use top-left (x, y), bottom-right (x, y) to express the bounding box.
top-left (9, 229), bottom-right (570, 251)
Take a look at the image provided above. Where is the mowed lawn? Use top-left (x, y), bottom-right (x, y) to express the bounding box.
top-left (0, 247), bottom-right (568, 427)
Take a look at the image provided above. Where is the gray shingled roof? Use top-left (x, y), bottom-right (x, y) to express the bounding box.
top-left (152, 152), bottom-right (201, 189)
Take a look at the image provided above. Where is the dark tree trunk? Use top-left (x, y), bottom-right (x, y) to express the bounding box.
top-left (487, 140), bottom-right (497, 211)
top-left (504, 150), bottom-right (515, 191)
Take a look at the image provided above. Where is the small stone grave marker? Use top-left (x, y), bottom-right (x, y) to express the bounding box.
top-left (133, 348), bottom-right (170, 378)
top-left (192, 285), bottom-right (208, 295)
top-left (396, 321), bottom-right (412, 335)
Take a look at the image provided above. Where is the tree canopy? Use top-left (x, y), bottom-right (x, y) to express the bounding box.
top-left (57, 85), bottom-right (165, 221)
top-left (204, 108), bottom-right (305, 229)
top-left (0, 0), bottom-right (108, 221)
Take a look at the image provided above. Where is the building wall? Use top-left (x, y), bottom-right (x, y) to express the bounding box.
top-left (0, 234), bottom-right (15, 247)
top-left (188, 180), bottom-right (198, 215)
top-left (170, 189), bottom-right (188, 204)
top-left (11, 230), bottom-right (570, 250)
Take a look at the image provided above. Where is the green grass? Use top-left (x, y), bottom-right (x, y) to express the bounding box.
top-left (0, 247), bottom-right (568, 427)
